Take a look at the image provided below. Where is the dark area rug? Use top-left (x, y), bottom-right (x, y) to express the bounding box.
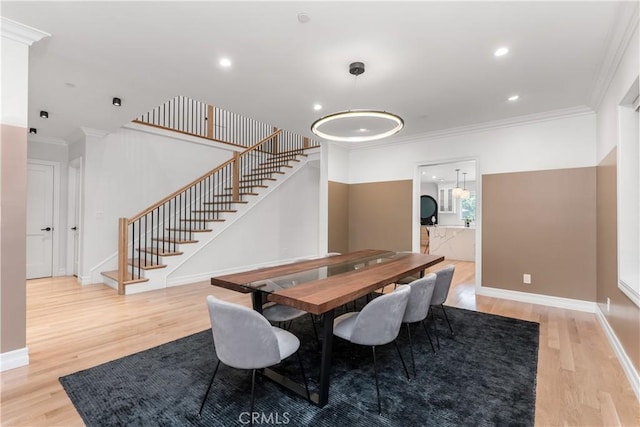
top-left (60, 305), bottom-right (539, 426)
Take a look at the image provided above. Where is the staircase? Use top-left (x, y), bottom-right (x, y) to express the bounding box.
top-left (100, 99), bottom-right (320, 294)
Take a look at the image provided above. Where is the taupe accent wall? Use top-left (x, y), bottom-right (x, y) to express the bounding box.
top-left (596, 148), bottom-right (639, 371)
top-left (1, 124), bottom-right (28, 353)
top-left (347, 180), bottom-right (413, 252)
top-left (483, 168), bottom-right (596, 301)
top-left (328, 181), bottom-right (349, 254)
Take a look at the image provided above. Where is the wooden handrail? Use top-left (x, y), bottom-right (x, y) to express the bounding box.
top-left (127, 129), bottom-right (282, 223)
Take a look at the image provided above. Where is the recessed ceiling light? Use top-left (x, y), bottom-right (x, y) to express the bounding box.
top-left (40, 110), bottom-right (49, 119)
top-left (64, 82), bottom-right (76, 88)
top-left (432, 175), bottom-right (437, 179)
top-left (313, 103), bottom-right (322, 111)
top-left (29, 128), bottom-right (37, 134)
top-left (508, 95), bottom-right (520, 101)
top-left (219, 58), bottom-right (232, 67)
top-left (358, 128), bottom-right (368, 132)
top-left (112, 97), bottom-right (122, 106)
top-left (494, 47), bottom-right (509, 57)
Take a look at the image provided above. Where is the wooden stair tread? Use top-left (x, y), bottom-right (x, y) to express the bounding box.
top-left (240, 178), bottom-right (276, 182)
top-left (128, 258), bottom-right (167, 270)
top-left (180, 218), bottom-right (225, 222)
top-left (151, 237), bottom-right (198, 244)
top-left (101, 270), bottom-right (149, 285)
top-left (245, 172), bottom-right (284, 177)
top-left (166, 227), bottom-right (212, 232)
top-left (203, 201), bottom-right (248, 205)
top-left (212, 192), bottom-right (259, 197)
top-left (253, 165), bottom-right (292, 170)
top-left (136, 248), bottom-right (183, 256)
top-left (191, 209), bottom-right (237, 213)
top-left (225, 185), bottom-right (268, 190)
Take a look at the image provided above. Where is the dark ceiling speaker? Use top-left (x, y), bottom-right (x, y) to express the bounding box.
top-left (349, 62), bottom-right (365, 76)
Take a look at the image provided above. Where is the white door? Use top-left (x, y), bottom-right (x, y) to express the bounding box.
top-left (69, 164), bottom-right (80, 276)
top-left (27, 163), bottom-right (54, 279)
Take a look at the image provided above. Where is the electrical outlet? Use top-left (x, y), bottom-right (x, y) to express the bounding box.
top-left (523, 274), bottom-right (531, 284)
top-left (607, 297), bottom-right (610, 312)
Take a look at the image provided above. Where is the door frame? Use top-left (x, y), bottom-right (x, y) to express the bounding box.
top-left (27, 159), bottom-right (62, 277)
top-left (412, 156), bottom-right (481, 288)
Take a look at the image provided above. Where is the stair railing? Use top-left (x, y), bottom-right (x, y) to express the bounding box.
top-left (133, 95), bottom-right (276, 148)
top-left (116, 129), bottom-right (316, 294)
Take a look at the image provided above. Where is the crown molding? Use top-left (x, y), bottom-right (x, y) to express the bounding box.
top-left (589, 1), bottom-right (639, 110)
top-left (28, 135), bottom-right (67, 146)
top-left (0, 17), bottom-right (50, 46)
top-left (344, 105), bottom-right (594, 152)
top-left (80, 127), bottom-right (109, 138)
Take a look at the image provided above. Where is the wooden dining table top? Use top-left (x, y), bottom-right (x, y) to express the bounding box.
top-left (210, 249), bottom-right (445, 315)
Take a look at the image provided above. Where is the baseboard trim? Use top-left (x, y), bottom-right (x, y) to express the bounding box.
top-left (476, 286), bottom-right (598, 313)
top-left (595, 307), bottom-right (640, 401)
top-left (0, 347), bottom-right (29, 372)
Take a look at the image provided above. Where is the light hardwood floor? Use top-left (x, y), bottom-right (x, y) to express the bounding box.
top-left (1, 260), bottom-right (638, 426)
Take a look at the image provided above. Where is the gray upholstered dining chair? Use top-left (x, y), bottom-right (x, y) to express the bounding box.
top-left (260, 279), bottom-right (319, 344)
top-left (430, 264), bottom-right (455, 347)
top-left (198, 295), bottom-right (310, 421)
top-left (401, 273), bottom-right (437, 376)
top-left (333, 285), bottom-right (411, 414)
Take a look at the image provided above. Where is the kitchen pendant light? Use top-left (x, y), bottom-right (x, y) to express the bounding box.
top-left (461, 172), bottom-right (470, 200)
top-left (310, 62), bottom-right (404, 142)
top-left (452, 169), bottom-right (463, 198)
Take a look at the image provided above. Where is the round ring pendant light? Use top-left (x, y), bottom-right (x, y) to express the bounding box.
top-left (311, 62), bottom-right (404, 142)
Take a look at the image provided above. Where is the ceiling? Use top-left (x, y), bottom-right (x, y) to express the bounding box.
top-left (2, 1), bottom-right (629, 145)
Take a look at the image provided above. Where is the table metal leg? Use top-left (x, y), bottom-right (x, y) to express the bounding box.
top-left (318, 309), bottom-right (335, 407)
top-left (251, 291), bottom-right (263, 313)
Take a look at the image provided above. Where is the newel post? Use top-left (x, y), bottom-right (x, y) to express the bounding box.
top-left (206, 105), bottom-right (214, 139)
top-left (232, 152), bottom-right (240, 202)
top-left (118, 218), bottom-right (128, 295)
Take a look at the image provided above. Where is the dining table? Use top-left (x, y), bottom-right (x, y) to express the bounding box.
top-left (210, 249), bottom-right (445, 407)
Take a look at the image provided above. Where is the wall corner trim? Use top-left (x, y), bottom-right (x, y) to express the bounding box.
top-left (0, 347), bottom-right (29, 372)
top-left (595, 307), bottom-right (640, 401)
top-left (476, 286), bottom-right (598, 313)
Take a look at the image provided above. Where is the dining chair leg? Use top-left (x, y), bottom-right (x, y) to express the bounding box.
top-left (371, 346), bottom-right (382, 414)
top-left (198, 360), bottom-right (221, 416)
top-left (250, 369), bottom-right (257, 426)
top-left (393, 340), bottom-right (410, 380)
top-left (421, 320), bottom-right (436, 353)
top-left (295, 350), bottom-right (311, 400)
top-left (441, 305), bottom-right (454, 335)
top-left (430, 308), bottom-right (440, 349)
top-left (406, 323), bottom-right (416, 377)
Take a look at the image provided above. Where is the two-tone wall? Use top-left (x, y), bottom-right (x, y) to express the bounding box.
top-left (1, 20), bottom-right (49, 370)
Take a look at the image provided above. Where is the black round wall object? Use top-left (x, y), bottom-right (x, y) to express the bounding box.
top-left (420, 195), bottom-right (438, 225)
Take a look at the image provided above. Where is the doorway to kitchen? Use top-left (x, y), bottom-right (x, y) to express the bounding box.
top-left (416, 159), bottom-right (478, 310)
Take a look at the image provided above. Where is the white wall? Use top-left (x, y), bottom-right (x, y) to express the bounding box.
top-left (0, 37), bottom-right (29, 128)
top-left (169, 163), bottom-right (321, 283)
top-left (345, 112), bottom-right (597, 184)
top-left (327, 142), bottom-right (350, 183)
top-left (80, 127), bottom-right (235, 283)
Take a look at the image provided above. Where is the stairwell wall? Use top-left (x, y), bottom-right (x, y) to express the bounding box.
top-left (168, 161), bottom-right (321, 283)
top-left (79, 126), bottom-right (235, 284)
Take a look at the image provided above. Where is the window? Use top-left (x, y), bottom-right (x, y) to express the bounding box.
top-left (459, 191), bottom-right (476, 222)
